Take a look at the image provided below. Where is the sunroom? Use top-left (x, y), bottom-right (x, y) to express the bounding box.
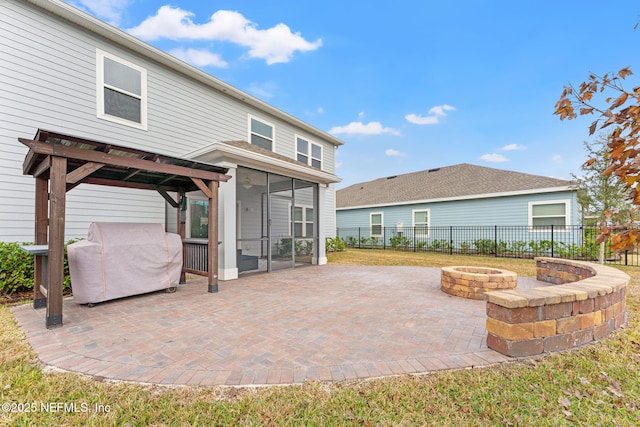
top-left (179, 140), bottom-right (341, 280)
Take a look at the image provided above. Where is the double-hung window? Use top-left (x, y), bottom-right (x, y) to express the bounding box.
top-left (97, 50), bottom-right (147, 130)
top-left (529, 200), bottom-right (570, 230)
top-left (413, 209), bottom-right (430, 238)
top-left (370, 213), bottom-right (383, 237)
top-left (296, 136), bottom-right (322, 169)
top-left (249, 116), bottom-right (274, 151)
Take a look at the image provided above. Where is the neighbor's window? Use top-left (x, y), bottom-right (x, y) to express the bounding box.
top-left (97, 49), bottom-right (147, 130)
top-left (296, 136), bottom-right (322, 169)
top-left (529, 200), bottom-right (569, 230)
top-left (249, 116), bottom-right (274, 151)
top-left (413, 209), bottom-right (430, 237)
top-left (370, 213), bottom-right (383, 237)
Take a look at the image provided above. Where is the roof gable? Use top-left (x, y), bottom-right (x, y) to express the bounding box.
top-left (336, 164), bottom-right (572, 209)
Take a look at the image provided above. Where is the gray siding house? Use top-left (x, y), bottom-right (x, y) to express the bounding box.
top-left (0, 0), bottom-right (343, 280)
top-left (336, 164), bottom-right (580, 252)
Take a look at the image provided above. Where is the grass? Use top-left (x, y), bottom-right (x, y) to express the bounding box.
top-left (0, 249), bottom-right (638, 426)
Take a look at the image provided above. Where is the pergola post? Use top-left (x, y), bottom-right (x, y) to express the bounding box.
top-left (33, 176), bottom-right (48, 309)
top-left (207, 180), bottom-right (219, 293)
top-left (177, 188), bottom-right (186, 284)
top-left (46, 155), bottom-right (66, 328)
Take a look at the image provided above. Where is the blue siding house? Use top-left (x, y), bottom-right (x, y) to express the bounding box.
top-left (336, 164), bottom-right (581, 255)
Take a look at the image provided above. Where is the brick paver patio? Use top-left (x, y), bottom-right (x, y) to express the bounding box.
top-left (12, 265), bottom-right (545, 386)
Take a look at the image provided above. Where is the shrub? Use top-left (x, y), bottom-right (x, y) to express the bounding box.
top-left (508, 240), bottom-right (527, 254)
top-left (325, 236), bottom-right (346, 252)
top-left (0, 242), bottom-right (34, 296)
top-left (0, 240), bottom-right (76, 297)
top-left (346, 236), bottom-right (358, 248)
top-left (416, 240), bottom-right (429, 250)
top-left (473, 239), bottom-right (496, 254)
top-left (429, 239), bottom-right (451, 252)
top-left (389, 235), bottom-right (411, 249)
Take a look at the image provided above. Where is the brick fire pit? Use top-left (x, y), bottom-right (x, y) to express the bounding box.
top-left (441, 266), bottom-right (517, 300)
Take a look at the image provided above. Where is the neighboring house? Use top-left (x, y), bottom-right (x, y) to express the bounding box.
top-left (336, 163), bottom-right (580, 249)
top-left (0, 0), bottom-right (343, 280)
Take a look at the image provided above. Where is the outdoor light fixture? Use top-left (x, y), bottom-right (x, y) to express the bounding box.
top-left (242, 176), bottom-right (253, 189)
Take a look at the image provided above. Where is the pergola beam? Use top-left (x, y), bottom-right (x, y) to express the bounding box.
top-left (156, 187), bottom-right (179, 208)
top-left (19, 138), bottom-right (231, 183)
top-left (66, 162), bottom-right (104, 184)
top-left (191, 177), bottom-right (212, 199)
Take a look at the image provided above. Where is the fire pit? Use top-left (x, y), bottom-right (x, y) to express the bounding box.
top-left (441, 266), bottom-right (517, 300)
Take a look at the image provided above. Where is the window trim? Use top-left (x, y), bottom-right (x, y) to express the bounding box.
top-left (248, 115), bottom-right (275, 151)
top-left (412, 208), bottom-right (430, 238)
top-left (96, 49), bottom-right (148, 130)
top-left (294, 204), bottom-right (314, 238)
top-left (295, 135), bottom-right (323, 170)
top-left (528, 199), bottom-right (571, 232)
top-left (370, 212), bottom-right (384, 238)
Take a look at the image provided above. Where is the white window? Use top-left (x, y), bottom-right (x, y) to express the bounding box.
top-left (529, 200), bottom-right (570, 230)
top-left (249, 116), bottom-right (274, 151)
top-left (370, 212), bottom-right (383, 237)
top-left (412, 209), bottom-right (430, 238)
top-left (296, 136), bottom-right (322, 169)
top-left (96, 49), bottom-right (147, 130)
top-left (294, 206), bottom-right (314, 237)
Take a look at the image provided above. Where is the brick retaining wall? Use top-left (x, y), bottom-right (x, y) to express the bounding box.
top-left (484, 257), bottom-right (629, 357)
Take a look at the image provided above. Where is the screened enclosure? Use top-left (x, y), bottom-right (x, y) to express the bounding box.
top-left (236, 167), bottom-right (318, 273)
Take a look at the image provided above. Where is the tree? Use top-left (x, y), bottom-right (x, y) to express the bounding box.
top-left (555, 67), bottom-right (640, 251)
top-left (572, 134), bottom-right (634, 225)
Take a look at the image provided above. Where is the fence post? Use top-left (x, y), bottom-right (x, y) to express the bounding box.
top-left (413, 226), bottom-right (416, 252)
top-left (383, 227), bottom-right (386, 250)
top-left (494, 225), bottom-right (498, 257)
top-left (625, 250), bottom-right (628, 266)
top-left (551, 224), bottom-right (554, 258)
top-left (358, 227), bottom-right (361, 248)
top-left (449, 226), bottom-right (453, 255)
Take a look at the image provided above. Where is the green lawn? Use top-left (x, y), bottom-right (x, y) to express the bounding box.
top-left (1, 249), bottom-right (638, 426)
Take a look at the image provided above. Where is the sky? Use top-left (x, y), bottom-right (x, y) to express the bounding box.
top-left (66, 0), bottom-right (640, 189)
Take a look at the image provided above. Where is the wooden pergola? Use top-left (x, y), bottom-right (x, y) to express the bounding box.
top-left (19, 129), bottom-right (231, 328)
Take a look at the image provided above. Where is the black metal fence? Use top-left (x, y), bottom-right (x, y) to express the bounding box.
top-left (335, 225), bottom-right (639, 267)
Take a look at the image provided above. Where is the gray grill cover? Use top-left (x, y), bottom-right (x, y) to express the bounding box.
top-left (68, 222), bottom-right (182, 304)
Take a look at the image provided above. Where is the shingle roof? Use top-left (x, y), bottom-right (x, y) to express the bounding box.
top-left (336, 163), bottom-right (572, 208)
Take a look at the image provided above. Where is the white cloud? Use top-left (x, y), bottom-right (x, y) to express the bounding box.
top-left (479, 153), bottom-right (508, 162)
top-left (358, 111), bottom-right (366, 120)
top-left (328, 121), bottom-right (401, 136)
top-left (246, 82), bottom-right (278, 99)
top-left (127, 6), bottom-right (322, 65)
top-left (405, 104), bottom-right (455, 125)
top-left (500, 143), bottom-right (526, 151)
top-left (551, 154), bottom-right (563, 163)
top-left (69, 0), bottom-right (130, 25)
top-left (385, 149), bottom-right (406, 157)
top-left (169, 47), bottom-right (228, 68)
